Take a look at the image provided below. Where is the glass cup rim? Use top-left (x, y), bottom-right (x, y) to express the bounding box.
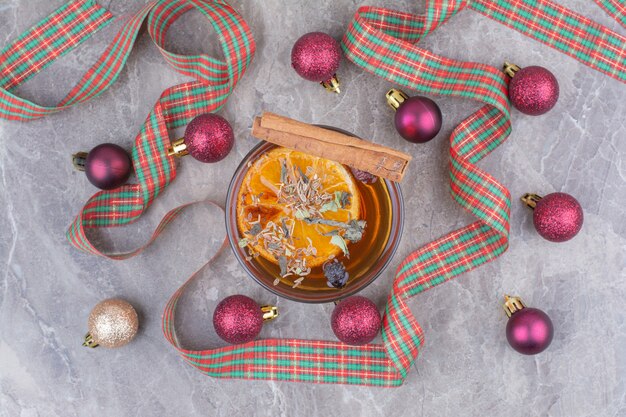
top-left (225, 136), bottom-right (404, 303)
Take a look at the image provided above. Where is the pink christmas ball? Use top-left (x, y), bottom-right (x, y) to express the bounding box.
top-left (506, 307), bottom-right (553, 355)
top-left (533, 192), bottom-right (583, 242)
top-left (213, 295), bottom-right (263, 344)
top-left (85, 143), bottom-right (132, 190)
top-left (331, 296), bottom-right (381, 345)
top-left (394, 96), bottom-right (442, 143)
top-left (291, 32), bottom-right (341, 82)
top-left (184, 113), bottom-right (234, 163)
top-left (508, 66), bottom-right (559, 115)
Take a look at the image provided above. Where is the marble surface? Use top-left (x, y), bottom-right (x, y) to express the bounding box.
top-left (1, 0), bottom-right (625, 416)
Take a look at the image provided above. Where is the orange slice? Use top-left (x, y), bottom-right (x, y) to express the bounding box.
top-left (236, 147), bottom-right (360, 269)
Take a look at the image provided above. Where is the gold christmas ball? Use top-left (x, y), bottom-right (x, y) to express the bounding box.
top-left (84, 298), bottom-right (138, 348)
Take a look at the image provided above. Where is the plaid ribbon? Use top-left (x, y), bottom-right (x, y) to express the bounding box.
top-left (0, 0), bottom-right (255, 257)
top-left (1, 0), bottom-right (624, 387)
top-left (0, 0), bottom-right (254, 259)
top-left (63, 0), bottom-right (256, 258)
top-left (596, 0), bottom-right (626, 29)
top-left (472, 0), bottom-right (626, 82)
top-left (162, 0), bottom-right (624, 386)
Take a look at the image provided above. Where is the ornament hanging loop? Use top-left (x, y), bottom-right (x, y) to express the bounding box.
top-left (503, 62), bottom-right (521, 78)
top-left (82, 333), bottom-right (99, 348)
top-left (167, 137), bottom-right (189, 157)
top-left (321, 74), bottom-right (341, 94)
top-left (386, 88), bottom-right (409, 111)
top-left (503, 294), bottom-right (525, 317)
top-left (521, 193), bottom-right (543, 209)
top-left (72, 152), bottom-right (88, 171)
top-left (261, 305), bottom-right (279, 321)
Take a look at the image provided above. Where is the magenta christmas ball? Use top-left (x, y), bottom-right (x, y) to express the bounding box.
top-left (533, 192), bottom-right (583, 242)
top-left (331, 296), bottom-right (381, 345)
top-left (394, 96), bottom-right (442, 143)
top-left (506, 307), bottom-right (554, 355)
top-left (508, 66), bottom-right (559, 115)
top-left (84, 143), bottom-right (132, 190)
top-left (291, 32), bottom-right (341, 82)
top-left (503, 295), bottom-right (554, 355)
top-left (184, 113), bottom-right (234, 163)
top-left (213, 295), bottom-right (264, 344)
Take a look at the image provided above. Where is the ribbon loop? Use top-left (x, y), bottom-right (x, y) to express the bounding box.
top-left (56, 1), bottom-right (257, 259)
top-left (0, 0), bottom-right (113, 119)
top-left (1, 0), bottom-right (623, 387)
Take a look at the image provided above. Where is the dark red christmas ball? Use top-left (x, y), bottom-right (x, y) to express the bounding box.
top-left (213, 295), bottom-right (263, 344)
top-left (184, 114), bottom-right (234, 163)
top-left (533, 192), bottom-right (583, 242)
top-left (291, 32), bottom-right (341, 82)
top-left (331, 296), bottom-right (381, 345)
top-left (394, 96), bottom-right (442, 143)
top-left (508, 66), bottom-right (559, 115)
top-left (506, 307), bottom-right (553, 355)
top-left (84, 143), bottom-right (132, 190)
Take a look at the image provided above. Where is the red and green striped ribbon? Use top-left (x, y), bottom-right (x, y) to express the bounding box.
top-left (0, 1), bottom-right (113, 119)
top-left (162, 0), bottom-right (624, 386)
top-left (1, 0), bottom-right (255, 261)
top-left (472, 0), bottom-right (626, 82)
top-left (62, 0), bottom-right (256, 258)
top-left (1, 0), bottom-right (623, 387)
top-left (596, 0), bottom-right (626, 29)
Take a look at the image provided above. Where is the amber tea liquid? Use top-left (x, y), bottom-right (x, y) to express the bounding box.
top-left (249, 176), bottom-right (393, 293)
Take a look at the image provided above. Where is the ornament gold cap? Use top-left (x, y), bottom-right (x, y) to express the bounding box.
top-left (521, 193), bottom-right (543, 210)
top-left (503, 62), bottom-right (521, 78)
top-left (72, 152), bottom-right (88, 171)
top-left (386, 88), bottom-right (409, 111)
top-left (167, 137), bottom-right (189, 157)
top-left (321, 74), bottom-right (341, 94)
top-left (261, 305), bottom-right (279, 321)
top-left (503, 294), bottom-right (526, 318)
top-left (83, 333), bottom-right (99, 348)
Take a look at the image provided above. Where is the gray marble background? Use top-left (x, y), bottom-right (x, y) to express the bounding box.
top-left (1, 0), bottom-right (625, 416)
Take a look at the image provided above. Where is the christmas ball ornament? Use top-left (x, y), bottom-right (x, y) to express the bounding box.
top-left (83, 298), bottom-right (139, 348)
top-left (167, 113), bottom-right (234, 163)
top-left (213, 295), bottom-right (278, 344)
top-left (72, 143), bottom-right (132, 190)
top-left (522, 192), bottom-right (583, 242)
top-left (291, 32), bottom-right (342, 93)
top-left (386, 88), bottom-right (442, 143)
top-left (504, 62), bottom-right (559, 115)
top-left (503, 295), bottom-right (553, 355)
top-left (331, 296), bottom-right (381, 345)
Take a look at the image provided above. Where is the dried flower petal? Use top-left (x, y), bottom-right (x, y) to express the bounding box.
top-left (330, 235), bottom-right (349, 257)
top-left (278, 256), bottom-right (288, 276)
top-left (248, 223), bottom-right (262, 236)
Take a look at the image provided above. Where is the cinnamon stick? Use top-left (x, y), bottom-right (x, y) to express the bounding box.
top-left (251, 112), bottom-right (412, 182)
